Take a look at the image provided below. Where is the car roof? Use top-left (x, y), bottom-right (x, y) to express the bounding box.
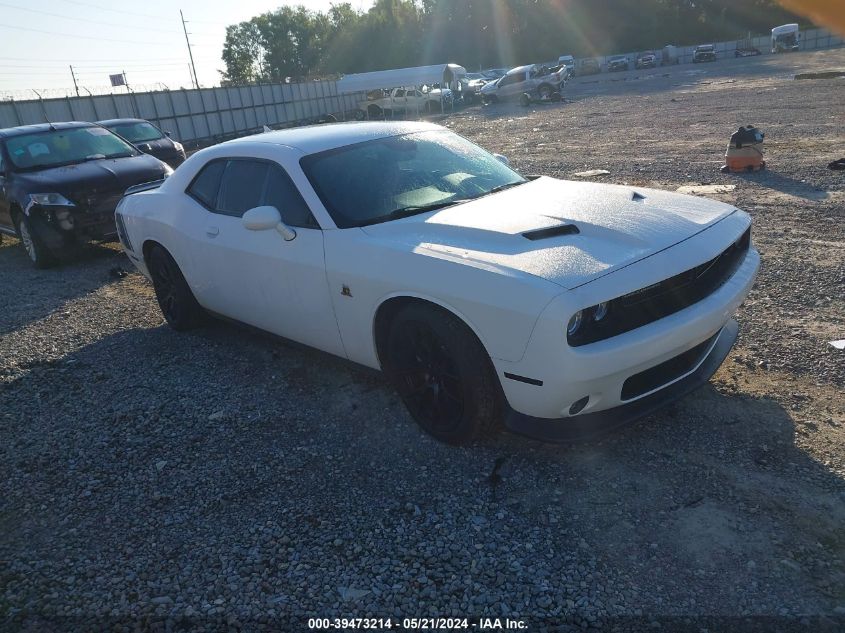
top-left (223, 120), bottom-right (444, 155)
top-left (97, 118), bottom-right (153, 126)
top-left (0, 121), bottom-right (95, 139)
top-left (506, 65), bottom-right (533, 75)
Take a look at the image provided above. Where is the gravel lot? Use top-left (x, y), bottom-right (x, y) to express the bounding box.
top-left (1, 49), bottom-right (844, 632)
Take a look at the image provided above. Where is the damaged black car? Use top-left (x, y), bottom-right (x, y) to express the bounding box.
top-left (0, 122), bottom-right (171, 268)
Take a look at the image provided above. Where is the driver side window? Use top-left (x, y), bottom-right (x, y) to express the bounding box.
top-left (186, 158), bottom-right (319, 228)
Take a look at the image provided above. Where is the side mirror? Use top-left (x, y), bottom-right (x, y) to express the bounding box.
top-left (138, 143), bottom-right (152, 152)
top-left (242, 205), bottom-right (296, 241)
top-left (164, 131), bottom-right (172, 138)
top-left (493, 153), bottom-right (510, 166)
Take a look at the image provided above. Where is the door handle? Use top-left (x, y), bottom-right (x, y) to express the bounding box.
top-left (206, 226), bottom-right (219, 237)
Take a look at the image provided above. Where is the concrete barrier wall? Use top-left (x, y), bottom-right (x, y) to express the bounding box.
top-left (0, 80), bottom-right (366, 147)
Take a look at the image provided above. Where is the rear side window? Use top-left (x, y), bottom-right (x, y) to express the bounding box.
top-left (187, 160), bottom-right (226, 209)
top-left (217, 160), bottom-right (269, 216)
top-left (264, 165), bottom-right (318, 228)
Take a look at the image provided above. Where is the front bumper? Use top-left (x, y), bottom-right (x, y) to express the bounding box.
top-left (505, 318), bottom-right (738, 441)
top-left (27, 205), bottom-right (117, 252)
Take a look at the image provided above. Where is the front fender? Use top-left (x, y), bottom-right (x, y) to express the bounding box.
top-left (324, 229), bottom-right (563, 369)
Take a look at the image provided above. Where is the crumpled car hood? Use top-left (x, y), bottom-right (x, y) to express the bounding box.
top-left (361, 176), bottom-right (737, 289)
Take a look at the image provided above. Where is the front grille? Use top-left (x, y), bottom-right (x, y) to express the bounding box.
top-left (85, 192), bottom-right (123, 214)
top-left (568, 227), bottom-right (750, 347)
top-left (621, 332), bottom-right (718, 400)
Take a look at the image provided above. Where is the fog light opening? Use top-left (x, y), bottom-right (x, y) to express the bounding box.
top-left (569, 396), bottom-right (590, 416)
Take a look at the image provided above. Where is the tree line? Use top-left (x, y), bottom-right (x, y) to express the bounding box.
top-left (220, 0), bottom-right (802, 84)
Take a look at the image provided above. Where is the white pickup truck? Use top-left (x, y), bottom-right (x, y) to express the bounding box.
top-left (479, 64), bottom-right (567, 104)
top-left (359, 87), bottom-right (454, 118)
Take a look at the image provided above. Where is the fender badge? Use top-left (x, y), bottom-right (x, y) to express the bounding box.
top-left (341, 285), bottom-right (352, 298)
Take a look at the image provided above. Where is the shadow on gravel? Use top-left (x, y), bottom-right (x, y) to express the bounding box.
top-left (2, 321), bottom-right (843, 622)
top-left (734, 169), bottom-right (831, 201)
top-left (0, 239), bottom-right (124, 336)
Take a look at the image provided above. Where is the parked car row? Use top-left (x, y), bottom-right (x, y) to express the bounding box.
top-left (563, 35), bottom-right (793, 75)
top-left (0, 118), bottom-right (182, 267)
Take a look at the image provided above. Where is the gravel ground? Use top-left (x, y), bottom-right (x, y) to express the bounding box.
top-left (1, 49), bottom-right (844, 632)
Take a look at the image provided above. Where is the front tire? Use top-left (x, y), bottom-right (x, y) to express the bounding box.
top-left (147, 246), bottom-right (203, 331)
top-left (384, 304), bottom-right (501, 445)
top-left (15, 213), bottom-right (55, 269)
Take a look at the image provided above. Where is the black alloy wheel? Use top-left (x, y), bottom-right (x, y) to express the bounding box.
top-left (148, 246), bottom-right (203, 330)
top-left (385, 304), bottom-right (501, 444)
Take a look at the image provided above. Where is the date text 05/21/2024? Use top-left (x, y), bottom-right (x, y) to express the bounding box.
top-left (308, 617), bottom-right (528, 630)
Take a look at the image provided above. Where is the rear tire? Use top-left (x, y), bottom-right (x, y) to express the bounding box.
top-left (14, 213), bottom-right (55, 269)
top-left (383, 304), bottom-right (502, 445)
top-left (147, 245), bottom-right (203, 331)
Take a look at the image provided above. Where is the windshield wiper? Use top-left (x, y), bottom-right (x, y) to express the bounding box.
top-left (390, 198), bottom-right (470, 218)
top-left (358, 198), bottom-right (469, 227)
top-left (485, 180), bottom-right (528, 196)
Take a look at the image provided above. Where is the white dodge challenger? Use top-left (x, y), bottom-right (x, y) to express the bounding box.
top-left (116, 121), bottom-right (759, 444)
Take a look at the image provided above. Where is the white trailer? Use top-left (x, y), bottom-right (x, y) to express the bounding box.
top-left (336, 63), bottom-right (466, 119)
top-left (772, 24), bottom-right (800, 53)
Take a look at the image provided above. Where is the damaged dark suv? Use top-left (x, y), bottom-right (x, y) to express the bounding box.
top-left (0, 122), bottom-right (171, 267)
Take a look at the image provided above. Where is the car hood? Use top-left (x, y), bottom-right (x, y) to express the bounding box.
top-left (14, 154), bottom-right (169, 199)
top-left (360, 177), bottom-right (737, 289)
top-left (135, 137), bottom-right (176, 153)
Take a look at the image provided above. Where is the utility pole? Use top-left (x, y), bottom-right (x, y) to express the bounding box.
top-left (69, 65), bottom-right (80, 97)
top-left (181, 10), bottom-right (199, 89)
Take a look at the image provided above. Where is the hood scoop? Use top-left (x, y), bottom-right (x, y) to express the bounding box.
top-left (522, 223), bottom-right (579, 241)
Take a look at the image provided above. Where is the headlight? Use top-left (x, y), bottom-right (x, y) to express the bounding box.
top-left (29, 193), bottom-right (74, 207)
top-left (173, 141), bottom-right (184, 152)
top-left (567, 310), bottom-right (583, 336)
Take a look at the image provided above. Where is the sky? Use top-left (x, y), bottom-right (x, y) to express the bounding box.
top-left (0, 0), bottom-right (373, 97)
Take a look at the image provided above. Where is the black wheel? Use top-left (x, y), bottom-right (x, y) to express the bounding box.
top-left (14, 213), bottom-right (55, 269)
top-left (367, 105), bottom-right (383, 119)
top-left (354, 109), bottom-right (366, 121)
top-left (538, 84), bottom-right (552, 99)
top-left (519, 93), bottom-right (531, 107)
top-left (384, 304), bottom-right (502, 444)
top-left (147, 246), bottom-right (203, 330)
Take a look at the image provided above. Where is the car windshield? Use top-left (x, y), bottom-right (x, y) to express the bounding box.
top-left (106, 121), bottom-right (163, 143)
top-left (5, 126), bottom-right (138, 171)
top-left (301, 130), bottom-right (526, 229)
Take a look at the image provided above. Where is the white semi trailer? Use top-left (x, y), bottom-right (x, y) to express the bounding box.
top-left (771, 23), bottom-right (800, 53)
